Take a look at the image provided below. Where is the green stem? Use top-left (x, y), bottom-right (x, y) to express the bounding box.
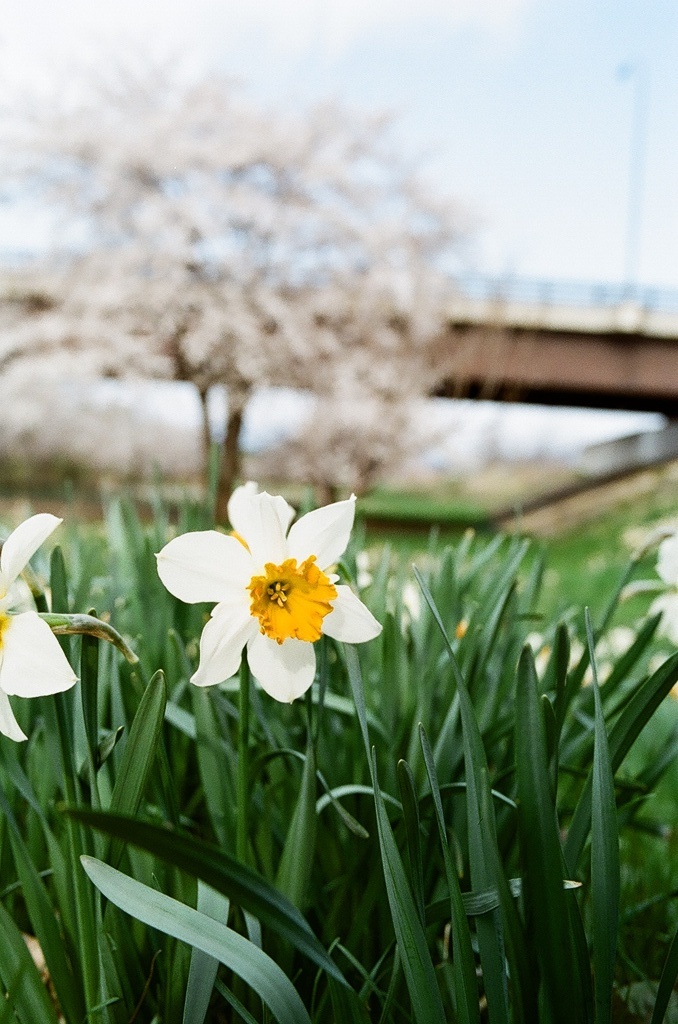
top-left (81, 634), bottom-right (103, 817)
top-left (54, 692), bottom-right (102, 1019)
top-left (237, 654), bottom-right (251, 865)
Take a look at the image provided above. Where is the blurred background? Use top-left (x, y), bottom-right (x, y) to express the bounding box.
top-left (1, 0), bottom-right (677, 529)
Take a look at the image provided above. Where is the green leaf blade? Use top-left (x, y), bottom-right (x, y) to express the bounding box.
top-left (66, 806), bottom-right (345, 983)
top-left (419, 726), bottom-right (480, 1024)
top-left (81, 856), bottom-right (311, 1024)
top-left (182, 882), bottom-right (231, 1024)
top-left (107, 668), bottom-right (167, 866)
top-left (344, 645), bottom-right (447, 1024)
top-left (275, 742), bottom-right (317, 910)
top-left (586, 610), bottom-right (619, 1024)
top-left (564, 650), bottom-right (678, 873)
top-left (515, 644), bottom-right (586, 1024)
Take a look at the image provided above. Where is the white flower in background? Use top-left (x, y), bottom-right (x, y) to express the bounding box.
top-left (657, 532), bottom-right (678, 586)
top-left (598, 625), bottom-right (635, 659)
top-left (526, 631), bottom-right (551, 678)
top-left (156, 484), bottom-right (382, 703)
top-left (401, 581), bottom-right (422, 626)
top-left (0, 514), bottom-right (78, 741)
top-left (355, 550), bottom-right (373, 590)
top-left (569, 637), bottom-right (585, 670)
top-left (525, 631), bottom-right (543, 653)
top-left (651, 532), bottom-right (678, 644)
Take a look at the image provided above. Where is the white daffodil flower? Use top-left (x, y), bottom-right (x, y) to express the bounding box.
top-left (156, 483), bottom-right (382, 703)
top-left (650, 532), bottom-right (678, 644)
top-left (0, 514), bottom-right (78, 741)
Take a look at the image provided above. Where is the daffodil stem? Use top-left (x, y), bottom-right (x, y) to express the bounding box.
top-left (54, 692), bottom-right (101, 1017)
top-left (81, 633), bottom-right (103, 815)
top-left (53, 692), bottom-right (77, 804)
top-left (312, 637), bottom-right (329, 745)
top-left (48, 546), bottom-right (104, 1013)
top-left (237, 654), bottom-right (251, 864)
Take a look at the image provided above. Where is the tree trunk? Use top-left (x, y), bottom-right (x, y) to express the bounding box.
top-left (197, 385), bottom-right (248, 524)
top-left (215, 403), bottom-right (245, 524)
top-left (314, 480), bottom-right (339, 506)
top-left (197, 387), bottom-right (212, 479)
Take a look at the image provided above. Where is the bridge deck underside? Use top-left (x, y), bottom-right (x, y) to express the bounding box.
top-left (436, 325), bottom-right (678, 415)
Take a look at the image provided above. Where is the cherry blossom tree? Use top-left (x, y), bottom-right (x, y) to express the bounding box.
top-left (261, 270), bottom-right (454, 499)
top-left (2, 68), bottom-right (466, 516)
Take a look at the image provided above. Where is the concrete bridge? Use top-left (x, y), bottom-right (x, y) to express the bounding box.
top-left (438, 277), bottom-right (678, 416)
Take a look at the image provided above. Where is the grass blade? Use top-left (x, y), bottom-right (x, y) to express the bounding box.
top-left (650, 924), bottom-right (678, 1024)
top-left (585, 609), bottom-right (619, 1024)
top-left (396, 759), bottom-right (426, 929)
top-left (66, 806), bottom-right (346, 983)
top-left (0, 899), bottom-right (60, 1024)
top-left (414, 565), bottom-right (534, 1024)
top-left (192, 685), bottom-right (237, 849)
top-left (50, 547), bottom-right (104, 1021)
top-left (0, 785), bottom-right (85, 1024)
top-left (515, 645), bottom-right (586, 1024)
top-left (344, 645), bottom-right (447, 1024)
top-left (371, 749), bottom-right (448, 1024)
top-left (107, 668), bottom-right (166, 866)
top-left (275, 741), bottom-right (317, 910)
top-left (564, 651), bottom-right (678, 873)
top-left (419, 726), bottom-right (480, 1024)
top-left (550, 621), bottom-right (571, 736)
top-left (81, 856), bottom-right (312, 1024)
top-left (183, 882), bottom-right (231, 1024)
top-left (328, 974), bottom-right (371, 1023)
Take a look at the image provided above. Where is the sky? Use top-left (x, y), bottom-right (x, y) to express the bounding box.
top-left (2, 0), bottom-right (678, 289)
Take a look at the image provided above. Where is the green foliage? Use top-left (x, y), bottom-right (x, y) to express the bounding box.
top-left (0, 492), bottom-right (678, 1021)
top-left (357, 487), bottom-right (488, 528)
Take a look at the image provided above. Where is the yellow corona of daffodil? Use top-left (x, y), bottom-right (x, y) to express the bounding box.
top-left (0, 514), bottom-right (78, 741)
top-left (156, 483), bottom-right (381, 703)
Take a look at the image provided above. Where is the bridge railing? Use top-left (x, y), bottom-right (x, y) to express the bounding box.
top-left (4, 247), bottom-right (678, 316)
top-left (453, 274), bottom-right (678, 314)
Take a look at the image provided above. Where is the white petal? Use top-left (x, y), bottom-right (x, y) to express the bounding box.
top-left (228, 483), bottom-right (295, 542)
top-left (0, 612), bottom-right (77, 697)
top-left (247, 632), bottom-right (316, 703)
top-left (286, 496), bottom-right (356, 570)
top-left (0, 514), bottom-right (62, 596)
top-left (0, 688), bottom-right (27, 741)
top-left (227, 481), bottom-right (259, 531)
top-left (657, 534), bottom-right (678, 585)
top-left (322, 585), bottom-right (382, 643)
top-left (157, 531), bottom-right (253, 604)
top-left (191, 605), bottom-right (257, 687)
top-left (651, 593), bottom-right (678, 644)
top-left (237, 491), bottom-right (292, 569)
